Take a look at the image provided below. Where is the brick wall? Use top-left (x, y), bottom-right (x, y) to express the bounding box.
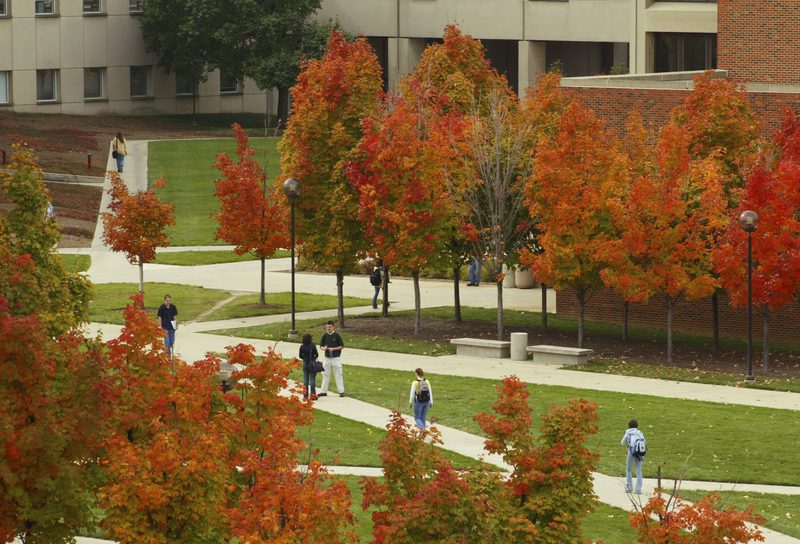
top-left (556, 286), bottom-right (800, 344)
top-left (718, 0), bottom-right (800, 85)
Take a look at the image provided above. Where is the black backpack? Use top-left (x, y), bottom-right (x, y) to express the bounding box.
top-left (370, 268), bottom-right (382, 286)
top-left (416, 379), bottom-right (430, 403)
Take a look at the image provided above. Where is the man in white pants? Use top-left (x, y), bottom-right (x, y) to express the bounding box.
top-left (318, 320), bottom-right (345, 397)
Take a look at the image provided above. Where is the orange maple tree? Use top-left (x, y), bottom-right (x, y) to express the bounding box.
top-left (601, 122), bottom-right (726, 363)
top-left (714, 111), bottom-right (800, 372)
top-left (214, 123), bottom-right (290, 304)
top-left (522, 101), bottom-right (625, 347)
top-left (279, 31), bottom-right (384, 326)
top-left (102, 174), bottom-right (175, 295)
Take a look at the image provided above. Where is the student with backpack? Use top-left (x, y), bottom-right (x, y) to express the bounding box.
top-left (408, 368), bottom-right (433, 430)
top-left (369, 265), bottom-right (383, 309)
top-left (621, 419), bottom-right (647, 494)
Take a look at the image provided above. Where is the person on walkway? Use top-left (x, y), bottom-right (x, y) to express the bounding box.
top-left (370, 264), bottom-right (383, 309)
top-left (299, 333), bottom-right (320, 400)
top-left (319, 320), bottom-right (345, 397)
top-left (621, 419), bottom-right (645, 494)
top-left (408, 368), bottom-right (433, 430)
top-left (156, 294), bottom-right (178, 356)
top-left (112, 132), bottom-right (127, 173)
top-left (467, 254), bottom-right (481, 286)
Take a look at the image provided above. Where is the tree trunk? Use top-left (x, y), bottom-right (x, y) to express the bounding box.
top-left (496, 279), bottom-right (504, 340)
top-left (336, 269), bottom-right (345, 328)
top-left (138, 261), bottom-right (144, 298)
top-left (622, 301), bottom-right (629, 342)
top-left (259, 257), bottom-right (266, 305)
top-left (413, 270), bottom-right (421, 335)
top-left (577, 288), bottom-right (585, 348)
top-left (712, 290), bottom-right (720, 353)
top-left (763, 307), bottom-right (770, 372)
top-left (541, 283), bottom-right (548, 331)
top-left (277, 87), bottom-right (290, 126)
top-left (453, 266), bottom-right (462, 322)
top-left (381, 266), bottom-right (390, 317)
top-left (666, 298), bottom-right (674, 365)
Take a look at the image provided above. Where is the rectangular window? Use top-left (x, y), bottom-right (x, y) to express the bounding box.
top-left (35, 0), bottom-right (55, 15)
top-left (0, 72), bottom-right (10, 105)
top-left (175, 72), bottom-right (195, 95)
top-left (0, 0), bottom-right (7, 16)
top-left (654, 33), bottom-right (716, 73)
top-left (129, 0), bottom-right (146, 13)
top-left (219, 71), bottom-right (240, 94)
top-left (84, 67), bottom-right (105, 99)
top-left (36, 69), bottom-right (58, 102)
top-left (83, 0), bottom-right (101, 13)
top-left (130, 65), bottom-right (151, 97)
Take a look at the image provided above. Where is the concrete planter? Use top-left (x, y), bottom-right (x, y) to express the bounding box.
top-left (515, 267), bottom-right (534, 289)
top-left (502, 264), bottom-right (516, 288)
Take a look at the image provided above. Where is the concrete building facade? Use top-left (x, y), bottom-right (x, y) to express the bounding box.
top-left (0, 0), bottom-right (719, 115)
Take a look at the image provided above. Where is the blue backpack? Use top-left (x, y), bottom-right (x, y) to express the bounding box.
top-left (630, 431), bottom-right (647, 459)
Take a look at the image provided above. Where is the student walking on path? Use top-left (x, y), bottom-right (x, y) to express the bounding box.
top-left (111, 132), bottom-right (127, 173)
top-left (621, 419), bottom-right (646, 494)
top-left (319, 320), bottom-right (345, 397)
top-left (370, 265), bottom-right (383, 309)
top-left (299, 333), bottom-right (320, 400)
top-left (156, 294), bottom-right (178, 356)
top-left (408, 368), bottom-right (433, 430)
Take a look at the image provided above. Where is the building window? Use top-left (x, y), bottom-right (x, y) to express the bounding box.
top-left (0, 72), bottom-right (10, 105)
top-left (219, 71), bottom-right (241, 94)
top-left (175, 72), bottom-right (196, 96)
top-left (83, 0), bottom-right (101, 13)
top-left (654, 33), bottom-right (716, 72)
top-left (129, 0), bottom-right (146, 13)
top-left (36, 69), bottom-right (58, 102)
top-left (35, 0), bottom-right (56, 15)
top-left (84, 67), bottom-right (105, 100)
top-left (130, 65), bottom-right (151, 98)
top-left (0, 0), bottom-right (8, 17)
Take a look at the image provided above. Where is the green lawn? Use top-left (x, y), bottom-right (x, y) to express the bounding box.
top-left (679, 490), bottom-right (800, 539)
top-left (148, 137), bottom-right (280, 246)
top-left (59, 254), bottom-right (91, 273)
top-left (154, 250), bottom-right (288, 266)
top-left (89, 282), bottom-right (231, 324)
top-left (201, 292), bottom-right (372, 322)
top-left (323, 365), bottom-right (800, 486)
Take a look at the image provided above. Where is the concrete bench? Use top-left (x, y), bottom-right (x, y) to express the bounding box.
top-left (526, 345), bottom-right (593, 366)
top-left (451, 337), bottom-right (511, 358)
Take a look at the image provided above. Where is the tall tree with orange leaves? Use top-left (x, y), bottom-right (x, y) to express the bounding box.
top-left (102, 174), bottom-right (175, 296)
top-left (279, 31), bottom-right (383, 327)
top-left (214, 123), bottom-right (290, 305)
top-left (522, 101), bottom-right (625, 347)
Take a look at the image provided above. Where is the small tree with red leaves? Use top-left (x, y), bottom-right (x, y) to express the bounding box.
top-left (102, 174), bottom-right (174, 295)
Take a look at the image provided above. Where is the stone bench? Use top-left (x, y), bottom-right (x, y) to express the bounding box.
top-left (526, 345), bottom-right (593, 366)
top-left (451, 337), bottom-right (511, 358)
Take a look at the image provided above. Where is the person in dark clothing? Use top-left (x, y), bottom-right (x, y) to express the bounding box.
top-left (369, 265), bottom-right (383, 309)
top-left (319, 320), bottom-right (345, 397)
top-left (299, 333), bottom-right (319, 400)
top-left (156, 294), bottom-right (178, 355)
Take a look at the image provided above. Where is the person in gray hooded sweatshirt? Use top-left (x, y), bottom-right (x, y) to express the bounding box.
top-left (621, 419), bottom-right (645, 494)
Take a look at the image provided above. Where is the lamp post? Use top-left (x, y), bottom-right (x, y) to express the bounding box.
top-left (283, 177), bottom-right (300, 337)
top-left (738, 210), bottom-right (759, 382)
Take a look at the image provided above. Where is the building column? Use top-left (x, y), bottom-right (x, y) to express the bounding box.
top-left (387, 37), bottom-right (426, 93)
top-left (518, 41), bottom-right (546, 94)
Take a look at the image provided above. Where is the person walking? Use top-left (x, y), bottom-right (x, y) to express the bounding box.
top-left (467, 254), bottom-right (481, 286)
top-left (111, 132), bottom-right (127, 173)
top-left (156, 294), bottom-right (178, 356)
top-left (621, 419), bottom-right (646, 494)
top-left (408, 368), bottom-right (433, 430)
top-left (369, 264), bottom-right (383, 309)
top-left (319, 320), bottom-right (345, 397)
top-left (299, 333), bottom-right (320, 400)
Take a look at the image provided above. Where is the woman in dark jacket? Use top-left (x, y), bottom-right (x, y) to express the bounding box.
top-left (299, 333), bottom-right (319, 399)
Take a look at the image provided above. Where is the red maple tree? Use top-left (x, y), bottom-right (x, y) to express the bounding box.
top-left (214, 123), bottom-right (290, 305)
top-left (102, 174), bottom-right (175, 295)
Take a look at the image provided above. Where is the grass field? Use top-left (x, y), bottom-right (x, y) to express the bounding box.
top-left (202, 292), bottom-right (372, 322)
top-left (154, 250), bottom-right (288, 266)
top-left (89, 283), bottom-right (231, 324)
top-left (148, 137), bottom-right (280, 246)
top-left (59, 254), bottom-right (91, 273)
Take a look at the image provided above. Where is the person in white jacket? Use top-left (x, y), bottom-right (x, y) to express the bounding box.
top-left (621, 419), bottom-right (645, 494)
top-left (408, 368), bottom-right (433, 430)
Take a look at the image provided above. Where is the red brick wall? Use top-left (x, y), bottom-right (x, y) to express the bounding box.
top-left (556, 286), bottom-right (800, 344)
top-left (718, 0), bottom-right (800, 85)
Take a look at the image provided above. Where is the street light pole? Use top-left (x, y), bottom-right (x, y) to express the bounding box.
top-left (738, 210), bottom-right (759, 382)
top-left (283, 178), bottom-right (300, 337)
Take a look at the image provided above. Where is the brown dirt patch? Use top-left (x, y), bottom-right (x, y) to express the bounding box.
top-left (340, 314), bottom-right (800, 379)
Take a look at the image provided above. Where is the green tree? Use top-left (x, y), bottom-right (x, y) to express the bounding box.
top-left (0, 145), bottom-right (91, 334)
